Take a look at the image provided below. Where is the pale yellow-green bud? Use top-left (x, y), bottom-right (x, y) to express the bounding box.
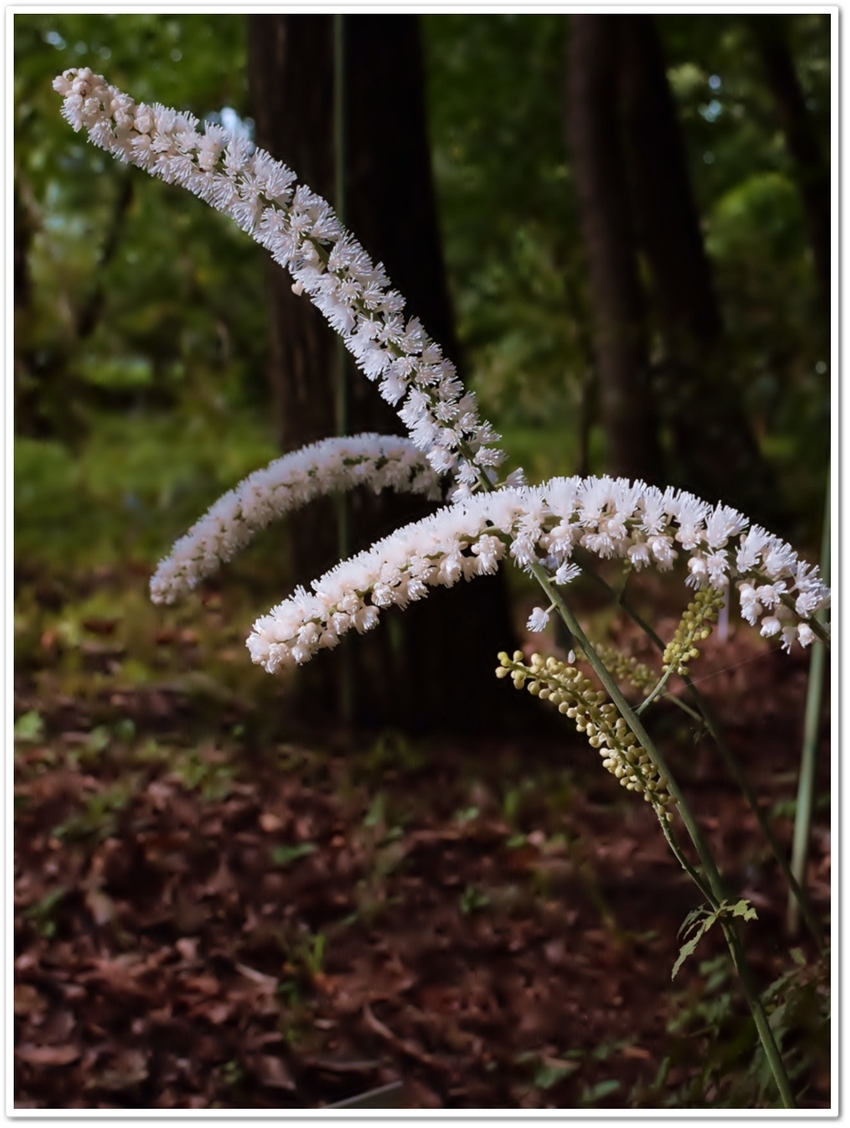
top-left (662, 587), bottom-right (725, 678)
top-left (494, 646), bottom-right (675, 817)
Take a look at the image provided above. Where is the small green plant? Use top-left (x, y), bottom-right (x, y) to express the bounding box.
top-left (270, 843), bottom-right (317, 868)
top-left (54, 781), bottom-right (133, 843)
top-left (580, 1078), bottom-right (621, 1107)
top-left (23, 887), bottom-right (68, 938)
top-left (635, 949), bottom-right (830, 1108)
top-left (14, 710), bottom-right (44, 743)
top-left (459, 884), bottom-right (491, 916)
top-left (219, 1059), bottom-right (245, 1090)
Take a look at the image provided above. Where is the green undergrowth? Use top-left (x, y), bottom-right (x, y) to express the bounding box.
top-left (15, 405), bottom-right (277, 571)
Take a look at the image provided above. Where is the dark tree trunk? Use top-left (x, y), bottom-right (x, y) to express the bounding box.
top-left (565, 15), bottom-right (662, 484)
top-left (247, 14), bottom-right (519, 733)
top-left (747, 14), bottom-right (830, 315)
top-left (618, 15), bottom-right (775, 518)
top-left (619, 16), bottom-right (722, 351)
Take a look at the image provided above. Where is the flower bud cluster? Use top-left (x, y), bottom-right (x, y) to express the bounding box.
top-left (52, 68), bottom-right (505, 487)
top-left (496, 651), bottom-right (675, 818)
top-left (662, 588), bottom-right (726, 677)
top-left (585, 643), bottom-right (658, 697)
top-left (149, 434), bottom-right (442, 604)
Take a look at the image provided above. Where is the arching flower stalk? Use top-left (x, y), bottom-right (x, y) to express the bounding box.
top-left (150, 434), bottom-right (442, 604)
top-left (52, 68), bottom-right (504, 488)
top-left (247, 477), bottom-right (830, 674)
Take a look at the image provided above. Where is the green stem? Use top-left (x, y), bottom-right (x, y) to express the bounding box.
top-left (575, 553), bottom-right (825, 952)
top-left (721, 920), bottom-right (796, 1109)
top-left (681, 672), bottom-right (825, 954)
top-left (333, 13), bottom-right (352, 729)
top-left (636, 666), bottom-right (676, 716)
top-left (530, 565), bottom-right (796, 1106)
top-left (658, 816), bottom-right (714, 902)
top-left (531, 563), bottom-right (724, 900)
top-left (787, 471), bottom-right (830, 938)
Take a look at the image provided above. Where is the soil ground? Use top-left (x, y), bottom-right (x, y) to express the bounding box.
top-left (13, 562), bottom-right (831, 1109)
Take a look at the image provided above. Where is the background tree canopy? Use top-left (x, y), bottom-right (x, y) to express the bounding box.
top-left (15, 12), bottom-right (830, 575)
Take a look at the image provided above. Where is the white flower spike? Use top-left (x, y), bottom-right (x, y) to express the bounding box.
top-left (53, 69), bottom-right (830, 677)
top-left (247, 477), bottom-right (830, 673)
top-left (52, 68), bottom-right (505, 488)
top-left (150, 434), bottom-right (442, 604)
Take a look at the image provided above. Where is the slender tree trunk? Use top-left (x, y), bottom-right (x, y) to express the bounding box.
top-left (565, 15), bottom-right (662, 483)
top-left (747, 14), bottom-right (830, 314)
top-left (248, 14), bottom-right (518, 732)
top-left (618, 15), bottom-right (775, 519)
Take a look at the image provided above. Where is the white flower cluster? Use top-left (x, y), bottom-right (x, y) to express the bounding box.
top-left (248, 475), bottom-right (830, 672)
top-left (52, 68), bottom-right (505, 487)
top-left (149, 434), bottom-right (442, 604)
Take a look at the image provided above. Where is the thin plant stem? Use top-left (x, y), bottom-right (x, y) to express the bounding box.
top-left (575, 552), bottom-right (825, 952)
top-left (529, 563), bottom-right (796, 1107)
top-left (530, 561), bottom-right (726, 899)
top-left (787, 472), bottom-right (830, 937)
top-left (333, 13), bottom-right (352, 728)
top-left (636, 666), bottom-right (676, 716)
top-left (721, 920), bottom-right (796, 1109)
top-left (682, 673), bottom-right (825, 955)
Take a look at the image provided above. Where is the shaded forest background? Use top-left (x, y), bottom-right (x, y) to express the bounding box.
top-left (14, 12), bottom-right (831, 725)
top-left (15, 14), bottom-right (830, 547)
top-left (12, 14), bottom-right (832, 1110)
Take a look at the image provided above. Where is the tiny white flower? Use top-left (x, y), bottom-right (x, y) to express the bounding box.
top-left (527, 607), bottom-right (551, 632)
top-left (554, 562), bottom-right (581, 585)
top-left (797, 623), bottom-right (816, 647)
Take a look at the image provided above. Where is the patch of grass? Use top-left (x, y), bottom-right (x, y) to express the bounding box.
top-left (54, 781), bottom-right (135, 843)
top-left (15, 405), bottom-right (276, 572)
top-left (23, 887), bottom-right (68, 938)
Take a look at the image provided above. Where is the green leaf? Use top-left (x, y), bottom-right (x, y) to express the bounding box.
top-left (672, 915), bottom-right (716, 980)
top-left (677, 904), bottom-right (709, 939)
top-left (581, 1078), bottom-right (621, 1104)
top-left (86, 725), bottom-right (111, 755)
top-left (731, 898), bottom-right (758, 922)
top-left (14, 711), bottom-right (44, 743)
top-left (271, 843), bottom-right (316, 868)
top-left (534, 1060), bottom-right (579, 1089)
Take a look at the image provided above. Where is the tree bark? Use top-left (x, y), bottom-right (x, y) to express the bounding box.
top-left (618, 14), bottom-right (775, 518)
top-left (747, 14), bottom-right (830, 315)
top-left (565, 15), bottom-right (662, 483)
top-left (247, 14), bottom-right (519, 733)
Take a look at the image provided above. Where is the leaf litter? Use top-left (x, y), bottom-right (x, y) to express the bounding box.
top-left (13, 563), bottom-right (830, 1109)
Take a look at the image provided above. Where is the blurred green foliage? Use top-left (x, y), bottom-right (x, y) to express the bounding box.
top-left (424, 14), bottom-right (830, 538)
top-left (14, 13), bottom-right (831, 583)
top-left (14, 14), bottom-right (268, 447)
top-left (661, 15), bottom-right (830, 526)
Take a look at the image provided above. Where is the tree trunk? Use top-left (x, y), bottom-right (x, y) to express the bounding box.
top-left (565, 15), bottom-right (662, 484)
top-left (247, 14), bottom-right (519, 733)
top-left (747, 14), bottom-right (830, 315)
top-left (618, 14), bottom-right (776, 519)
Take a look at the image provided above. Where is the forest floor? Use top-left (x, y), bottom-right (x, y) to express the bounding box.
top-left (13, 559), bottom-right (831, 1110)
